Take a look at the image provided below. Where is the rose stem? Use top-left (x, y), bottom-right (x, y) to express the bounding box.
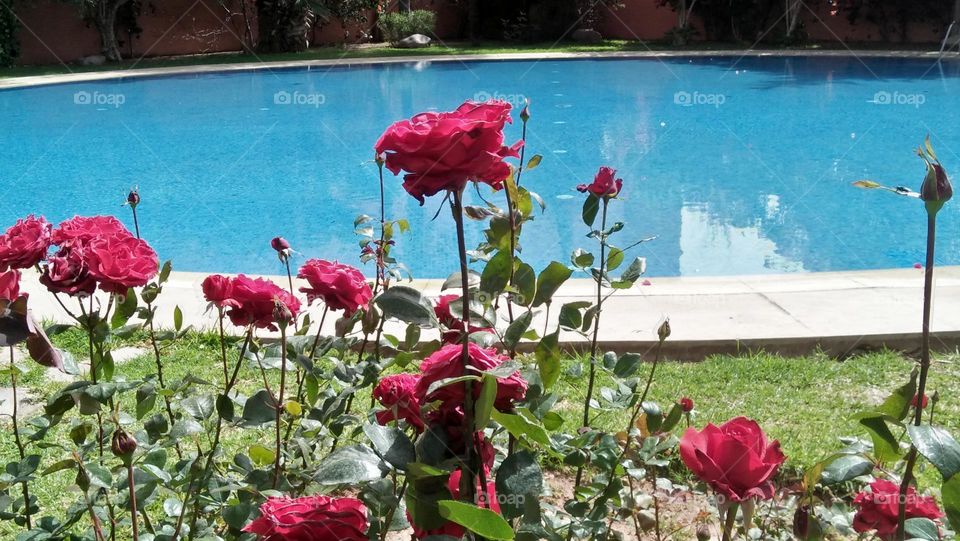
top-left (721, 503), bottom-right (739, 541)
top-left (285, 305), bottom-right (328, 450)
top-left (452, 189), bottom-right (480, 509)
top-left (10, 347), bottom-right (31, 529)
top-left (574, 197), bottom-right (608, 490)
top-left (130, 204), bottom-right (140, 240)
top-left (896, 212), bottom-right (937, 541)
top-left (273, 319), bottom-right (289, 489)
top-left (127, 462), bottom-right (139, 541)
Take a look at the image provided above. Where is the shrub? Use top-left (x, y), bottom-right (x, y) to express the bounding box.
top-left (377, 9), bottom-right (436, 43)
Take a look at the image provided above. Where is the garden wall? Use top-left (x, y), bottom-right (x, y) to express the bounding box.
top-left (13, 0), bottom-right (948, 66)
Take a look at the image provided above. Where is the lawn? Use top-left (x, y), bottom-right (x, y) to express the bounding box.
top-left (0, 39), bottom-right (941, 80)
top-left (1, 327), bottom-right (956, 538)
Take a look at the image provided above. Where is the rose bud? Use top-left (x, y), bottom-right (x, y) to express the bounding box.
top-left (126, 189), bottom-right (140, 208)
top-left (520, 100), bottom-right (530, 123)
top-left (111, 428), bottom-right (137, 462)
top-left (658, 319), bottom-right (671, 341)
top-left (696, 525), bottom-right (711, 541)
top-left (680, 397), bottom-right (694, 413)
top-left (793, 504), bottom-right (810, 539)
top-left (273, 298), bottom-right (293, 327)
top-left (920, 161), bottom-right (952, 207)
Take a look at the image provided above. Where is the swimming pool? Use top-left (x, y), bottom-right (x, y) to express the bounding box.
top-left (2, 55), bottom-right (959, 279)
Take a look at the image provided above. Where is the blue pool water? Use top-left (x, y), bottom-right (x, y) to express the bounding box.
top-left (2, 55), bottom-right (959, 279)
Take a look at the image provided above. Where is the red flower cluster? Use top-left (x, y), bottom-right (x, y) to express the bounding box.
top-left (680, 417), bottom-right (785, 502)
top-left (0, 215), bottom-right (52, 270)
top-left (38, 216), bottom-right (158, 297)
top-left (297, 259), bottom-right (372, 315)
top-left (375, 100), bottom-right (522, 204)
top-left (434, 294), bottom-right (495, 344)
top-left (416, 343), bottom-right (527, 412)
top-left (852, 479), bottom-right (943, 540)
top-left (373, 374), bottom-right (424, 431)
top-left (0, 269), bottom-right (22, 302)
top-left (577, 166), bottom-right (623, 199)
top-left (243, 495), bottom-right (368, 541)
top-left (201, 274), bottom-right (301, 330)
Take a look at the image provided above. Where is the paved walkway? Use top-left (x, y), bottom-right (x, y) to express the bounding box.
top-left (18, 267), bottom-right (960, 360)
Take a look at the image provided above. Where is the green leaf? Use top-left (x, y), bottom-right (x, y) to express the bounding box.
top-left (442, 271), bottom-right (480, 291)
top-left (242, 390), bottom-right (277, 425)
top-left (855, 370), bottom-right (917, 423)
top-left (480, 251), bottom-right (513, 296)
top-left (852, 180), bottom-right (882, 189)
top-left (110, 290), bottom-right (138, 329)
top-left (474, 375), bottom-right (498, 431)
top-left (571, 248), bottom-right (594, 269)
top-left (173, 306), bottom-right (183, 332)
top-left (535, 330), bottom-right (560, 390)
top-left (858, 416), bottom-right (901, 462)
top-left (943, 473), bottom-right (960, 532)
top-left (85, 464), bottom-right (112, 489)
top-left (532, 262), bottom-right (572, 307)
top-left (248, 444), bottom-right (275, 466)
top-left (216, 394), bottom-right (235, 421)
top-left (613, 353), bottom-right (644, 379)
top-left (907, 425), bottom-right (960, 480)
top-left (904, 517), bottom-right (939, 541)
top-left (491, 410), bottom-right (550, 447)
top-left (181, 395), bottom-right (215, 421)
top-left (170, 419), bottom-right (203, 439)
top-left (582, 195), bottom-right (600, 228)
top-left (642, 402), bottom-right (663, 433)
top-left (495, 451), bottom-right (543, 520)
top-left (438, 500), bottom-right (515, 540)
top-left (660, 403), bottom-right (683, 433)
top-left (526, 154), bottom-right (542, 170)
top-left (820, 454), bottom-right (874, 485)
top-left (513, 262), bottom-right (536, 307)
top-left (503, 311), bottom-right (533, 350)
top-left (606, 247), bottom-right (625, 272)
top-left (158, 260), bottom-right (172, 283)
top-left (313, 445), bottom-right (386, 485)
top-left (558, 301), bottom-right (590, 331)
top-left (374, 286), bottom-right (438, 327)
top-left (42, 459), bottom-right (77, 476)
top-left (363, 424), bottom-right (416, 471)
top-left (617, 257), bottom-right (647, 285)
top-left (163, 497), bottom-right (182, 518)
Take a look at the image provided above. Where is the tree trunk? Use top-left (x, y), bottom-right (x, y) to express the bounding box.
top-left (96, 0), bottom-right (130, 61)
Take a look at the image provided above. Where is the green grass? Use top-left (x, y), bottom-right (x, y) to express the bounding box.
top-left (0, 39), bottom-right (942, 80)
top-left (1, 330), bottom-right (956, 537)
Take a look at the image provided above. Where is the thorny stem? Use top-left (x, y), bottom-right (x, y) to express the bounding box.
top-left (721, 504), bottom-right (739, 541)
top-left (575, 198), bottom-right (609, 490)
top-left (126, 463), bottom-right (139, 541)
top-left (146, 299), bottom-right (181, 458)
top-left (273, 322), bottom-right (289, 489)
top-left (896, 213), bottom-right (937, 541)
top-left (283, 257), bottom-right (294, 296)
top-left (451, 190), bottom-right (480, 512)
top-left (10, 347), bottom-right (32, 529)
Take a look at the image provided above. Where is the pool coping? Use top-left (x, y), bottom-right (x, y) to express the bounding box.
top-left (19, 266), bottom-right (960, 360)
top-left (1, 48), bottom-right (955, 90)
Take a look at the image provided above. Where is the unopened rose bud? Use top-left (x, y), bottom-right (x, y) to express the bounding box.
top-left (658, 319), bottom-right (671, 341)
top-left (375, 152), bottom-right (386, 167)
top-left (520, 100), bottom-right (530, 123)
top-left (126, 189), bottom-right (140, 208)
top-left (111, 428), bottom-right (137, 461)
top-left (696, 525), bottom-right (711, 541)
top-left (680, 396), bottom-right (694, 413)
top-left (921, 161), bottom-right (952, 206)
top-left (273, 299), bottom-right (293, 326)
top-left (271, 236), bottom-right (292, 262)
top-left (793, 505), bottom-right (810, 539)
top-left (932, 390), bottom-right (940, 405)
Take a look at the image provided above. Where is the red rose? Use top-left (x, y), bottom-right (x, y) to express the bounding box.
top-left (680, 397), bottom-right (695, 413)
top-left (0, 215), bottom-right (52, 270)
top-left (52, 216), bottom-right (130, 247)
top-left (225, 275), bottom-right (301, 330)
top-left (0, 269), bottom-right (21, 301)
top-left (416, 343), bottom-right (526, 412)
top-left (297, 259), bottom-right (372, 315)
top-left (434, 294), bottom-right (495, 343)
top-left (911, 394), bottom-right (929, 409)
top-left (577, 166), bottom-right (623, 198)
top-left (375, 100), bottom-right (522, 204)
top-left (680, 417), bottom-right (785, 502)
top-left (410, 469), bottom-right (500, 540)
top-left (243, 495), bottom-right (367, 541)
top-left (853, 479), bottom-right (943, 540)
top-left (374, 374), bottom-right (424, 431)
top-left (40, 248), bottom-right (97, 297)
top-left (202, 274), bottom-right (238, 309)
top-left (84, 234), bottom-right (159, 295)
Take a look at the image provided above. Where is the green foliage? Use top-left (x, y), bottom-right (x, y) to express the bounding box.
top-left (0, 1), bottom-right (18, 68)
top-left (377, 10), bottom-right (437, 44)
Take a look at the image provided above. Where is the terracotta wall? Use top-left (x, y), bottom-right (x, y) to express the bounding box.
top-left (13, 0), bottom-right (949, 66)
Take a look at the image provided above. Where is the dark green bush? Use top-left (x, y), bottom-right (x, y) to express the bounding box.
top-left (0, 1), bottom-right (19, 68)
top-left (377, 9), bottom-right (436, 43)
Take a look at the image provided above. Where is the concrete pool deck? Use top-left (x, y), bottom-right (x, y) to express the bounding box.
top-left (1, 48), bottom-right (955, 90)
top-left (18, 266), bottom-right (960, 360)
